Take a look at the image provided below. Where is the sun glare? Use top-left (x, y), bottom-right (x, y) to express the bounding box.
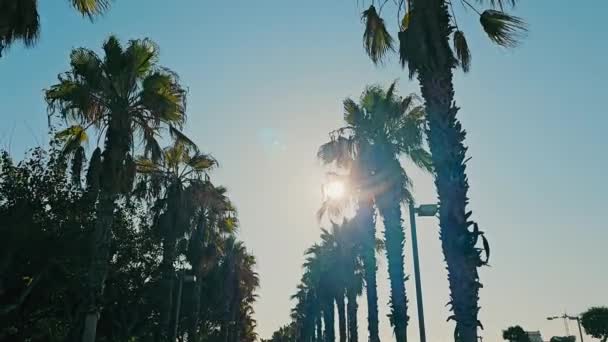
top-left (324, 180), bottom-right (346, 200)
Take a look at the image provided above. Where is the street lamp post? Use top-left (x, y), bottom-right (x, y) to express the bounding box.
top-left (172, 271), bottom-right (197, 341)
top-left (547, 313), bottom-right (584, 342)
top-left (408, 202), bottom-right (438, 342)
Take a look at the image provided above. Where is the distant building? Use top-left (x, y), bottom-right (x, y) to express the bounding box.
top-left (527, 331), bottom-right (544, 342)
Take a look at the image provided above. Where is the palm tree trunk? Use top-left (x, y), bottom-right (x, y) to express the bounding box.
top-left (336, 294), bottom-right (346, 342)
top-left (188, 274), bottom-right (202, 342)
top-left (323, 298), bottom-right (335, 342)
top-left (356, 198), bottom-right (380, 342)
top-left (376, 192), bottom-right (409, 342)
top-left (346, 288), bottom-right (358, 342)
top-left (81, 191), bottom-right (116, 342)
top-left (418, 66), bottom-right (481, 342)
top-left (316, 314), bottom-right (323, 342)
top-left (158, 235), bottom-right (177, 341)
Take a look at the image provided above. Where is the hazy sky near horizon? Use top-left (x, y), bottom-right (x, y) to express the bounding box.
top-left (1, 1), bottom-right (607, 341)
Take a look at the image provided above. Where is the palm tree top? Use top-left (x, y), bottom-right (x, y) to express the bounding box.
top-left (0, 0), bottom-right (111, 56)
top-left (360, 0), bottom-right (528, 73)
top-left (46, 35), bottom-right (190, 160)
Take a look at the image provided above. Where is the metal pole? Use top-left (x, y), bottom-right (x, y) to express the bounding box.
top-left (574, 317), bottom-right (584, 342)
top-left (409, 202), bottom-right (427, 342)
top-left (172, 272), bottom-right (184, 341)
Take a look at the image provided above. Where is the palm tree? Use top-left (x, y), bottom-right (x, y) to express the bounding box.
top-left (318, 83), bottom-right (431, 342)
top-left (0, 0), bottom-right (110, 57)
top-left (359, 1), bottom-right (524, 340)
top-left (186, 182), bottom-right (237, 342)
top-left (135, 141), bottom-right (217, 341)
top-left (502, 326), bottom-right (531, 342)
top-left (218, 236), bottom-right (259, 342)
top-left (45, 35), bottom-right (189, 342)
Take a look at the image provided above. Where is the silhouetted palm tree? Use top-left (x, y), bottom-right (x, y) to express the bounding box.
top-left (0, 0), bottom-right (110, 57)
top-left (45, 35), bottom-right (189, 342)
top-left (359, 1), bottom-right (523, 340)
top-left (319, 83), bottom-right (431, 342)
top-left (135, 141), bottom-right (217, 341)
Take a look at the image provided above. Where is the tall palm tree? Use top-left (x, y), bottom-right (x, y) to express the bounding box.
top-left (360, 1), bottom-right (523, 340)
top-left (45, 35), bottom-right (189, 342)
top-left (0, 0), bottom-right (110, 57)
top-left (318, 83), bottom-right (431, 342)
top-left (218, 236), bottom-right (259, 342)
top-left (135, 141), bottom-right (217, 341)
top-left (186, 182), bottom-right (237, 342)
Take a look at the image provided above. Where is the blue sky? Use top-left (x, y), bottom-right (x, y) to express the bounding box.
top-left (1, 0), bottom-right (607, 341)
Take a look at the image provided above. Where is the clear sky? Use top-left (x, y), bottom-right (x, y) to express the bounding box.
top-left (1, 1), bottom-right (607, 341)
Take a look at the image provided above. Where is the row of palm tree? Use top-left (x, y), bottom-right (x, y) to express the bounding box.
top-left (1, 35), bottom-right (261, 341)
top-left (266, 83), bottom-right (434, 342)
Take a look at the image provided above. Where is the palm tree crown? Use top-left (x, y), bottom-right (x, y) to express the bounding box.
top-left (0, 0), bottom-right (110, 57)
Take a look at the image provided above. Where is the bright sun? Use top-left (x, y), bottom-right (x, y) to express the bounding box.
top-left (324, 180), bottom-right (346, 200)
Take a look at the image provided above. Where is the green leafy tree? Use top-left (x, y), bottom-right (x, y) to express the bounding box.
top-left (318, 83), bottom-right (431, 342)
top-left (581, 307), bottom-right (608, 342)
top-left (358, 1), bottom-right (526, 340)
top-left (0, 0), bottom-right (110, 57)
top-left (45, 35), bottom-right (189, 342)
top-left (502, 326), bottom-right (531, 342)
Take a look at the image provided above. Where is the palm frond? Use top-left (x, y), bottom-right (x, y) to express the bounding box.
top-left (362, 5), bottom-right (394, 64)
top-left (140, 70), bottom-right (187, 126)
top-left (343, 98), bottom-right (362, 126)
top-left (188, 153), bottom-right (218, 171)
top-left (55, 125), bottom-right (89, 156)
top-left (124, 38), bottom-right (158, 78)
top-left (102, 35), bottom-right (125, 76)
top-left (453, 30), bottom-right (471, 72)
top-left (169, 126), bottom-right (198, 152)
top-left (480, 10), bottom-right (527, 48)
top-left (135, 157), bottom-right (161, 174)
top-left (70, 0), bottom-right (111, 18)
top-left (0, 0), bottom-right (40, 49)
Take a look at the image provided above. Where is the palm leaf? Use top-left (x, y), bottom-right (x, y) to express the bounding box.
top-left (362, 5), bottom-right (394, 64)
top-left (124, 38), bottom-right (158, 78)
top-left (453, 30), bottom-right (471, 72)
top-left (480, 10), bottom-right (527, 48)
top-left (0, 0), bottom-right (40, 49)
top-left (140, 70), bottom-right (187, 125)
top-left (70, 0), bottom-right (111, 18)
top-left (169, 126), bottom-right (198, 152)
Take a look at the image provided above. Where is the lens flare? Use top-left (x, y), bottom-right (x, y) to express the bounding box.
top-left (324, 180), bottom-right (345, 200)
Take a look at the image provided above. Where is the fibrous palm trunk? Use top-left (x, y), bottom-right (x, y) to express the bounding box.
top-left (81, 114), bottom-right (131, 342)
top-left (322, 298), bottom-right (335, 342)
top-left (81, 192), bottom-right (115, 342)
top-left (356, 197), bottom-right (380, 342)
top-left (376, 190), bottom-right (409, 342)
top-left (188, 275), bottom-right (202, 342)
top-left (346, 288), bottom-right (358, 342)
top-left (316, 315), bottom-right (323, 342)
top-left (336, 294), bottom-right (346, 342)
top-left (158, 235), bottom-right (177, 342)
top-left (419, 67), bottom-right (480, 342)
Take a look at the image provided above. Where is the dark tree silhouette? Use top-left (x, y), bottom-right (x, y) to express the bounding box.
top-left (581, 307), bottom-right (608, 342)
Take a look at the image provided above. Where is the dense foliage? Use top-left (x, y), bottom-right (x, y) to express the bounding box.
top-left (0, 35), bottom-right (259, 342)
top-left (581, 307), bottom-right (608, 342)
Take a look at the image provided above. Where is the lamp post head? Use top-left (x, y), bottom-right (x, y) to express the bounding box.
top-left (417, 204), bottom-right (439, 217)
